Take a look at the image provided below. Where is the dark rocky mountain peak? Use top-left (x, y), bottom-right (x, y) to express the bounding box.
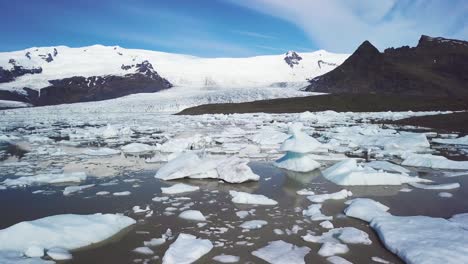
top-left (305, 35), bottom-right (468, 97)
top-left (284, 51), bottom-right (302, 68)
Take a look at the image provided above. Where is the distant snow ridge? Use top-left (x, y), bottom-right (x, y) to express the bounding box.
top-left (0, 45), bottom-right (348, 91)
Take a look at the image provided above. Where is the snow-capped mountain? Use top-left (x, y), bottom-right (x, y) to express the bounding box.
top-left (0, 45), bottom-right (348, 107)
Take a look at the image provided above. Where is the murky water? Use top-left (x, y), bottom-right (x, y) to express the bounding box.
top-left (2, 158), bottom-right (467, 263)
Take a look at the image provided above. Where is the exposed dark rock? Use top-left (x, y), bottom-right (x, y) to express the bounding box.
top-left (25, 52), bottom-right (31, 59)
top-left (305, 35), bottom-right (468, 97)
top-left (39, 53), bottom-right (54, 63)
top-left (284, 51), bottom-right (302, 68)
top-left (121, 64), bottom-right (133, 70)
top-left (317, 60), bottom-right (338, 69)
top-left (53, 48), bottom-right (58, 57)
top-left (0, 66), bottom-right (43, 83)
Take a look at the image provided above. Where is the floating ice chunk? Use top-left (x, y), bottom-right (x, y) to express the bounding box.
top-left (449, 213), bottom-right (468, 230)
top-left (239, 220), bottom-right (268, 230)
top-left (101, 125), bottom-right (119, 138)
top-left (132, 205), bottom-right (151, 214)
top-left (280, 123), bottom-right (325, 153)
top-left (302, 204), bottom-right (332, 221)
top-left (63, 184), bottom-right (94, 196)
top-left (82, 147), bottom-right (120, 156)
top-left (318, 242), bottom-right (349, 257)
top-left (236, 211), bottom-right (250, 219)
top-left (46, 247), bottom-right (72, 260)
top-left (216, 157), bottom-right (260, 183)
top-left (307, 190), bottom-right (352, 203)
top-left (162, 233), bottom-right (213, 264)
top-left (229, 191), bottom-right (278, 205)
top-left (144, 237), bottom-right (166, 247)
top-left (121, 143), bottom-right (154, 154)
top-left (158, 134), bottom-right (212, 153)
top-left (344, 198), bottom-right (390, 222)
top-left (408, 182), bottom-right (460, 190)
top-left (161, 183), bottom-right (200, 194)
top-left (0, 213), bottom-right (135, 258)
top-left (402, 153), bottom-right (468, 170)
top-left (371, 256), bottom-right (391, 264)
top-left (113, 191), bottom-right (131, 196)
top-left (179, 210), bottom-right (206, 221)
top-left (252, 240), bottom-right (310, 264)
top-left (274, 152), bottom-right (321, 172)
top-left (156, 153), bottom-right (259, 183)
top-left (302, 227), bottom-right (371, 245)
top-left (24, 246), bottom-right (44, 258)
top-left (238, 144), bottom-right (261, 157)
top-left (96, 191), bottom-right (110, 196)
top-left (438, 192), bottom-right (453, 198)
top-left (2, 172), bottom-right (87, 187)
top-left (133, 247), bottom-right (154, 255)
top-left (326, 256), bottom-right (353, 264)
top-left (320, 221), bottom-right (334, 229)
top-left (250, 129), bottom-right (289, 146)
top-left (370, 215), bottom-right (468, 264)
top-left (433, 135), bottom-right (468, 145)
top-left (322, 159), bottom-right (429, 186)
top-left (366, 161), bottom-right (410, 174)
top-left (296, 189), bottom-right (315, 195)
top-left (212, 254), bottom-right (240, 263)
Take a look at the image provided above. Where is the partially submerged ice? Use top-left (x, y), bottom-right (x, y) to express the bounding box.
top-left (402, 153), bottom-right (468, 170)
top-left (322, 159), bottom-right (429, 186)
top-left (2, 172), bottom-right (87, 187)
top-left (162, 233), bottom-right (213, 264)
top-left (251, 240), bottom-right (310, 264)
top-left (274, 123), bottom-right (323, 172)
top-left (0, 213), bottom-right (135, 261)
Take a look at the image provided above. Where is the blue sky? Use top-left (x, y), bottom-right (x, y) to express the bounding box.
top-left (1, 0), bottom-right (467, 57)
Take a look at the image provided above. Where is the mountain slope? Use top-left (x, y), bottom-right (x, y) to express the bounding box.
top-left (0, 46), bottom-right (348, 106)
top-left (305, 35), bottom-right (468, 96)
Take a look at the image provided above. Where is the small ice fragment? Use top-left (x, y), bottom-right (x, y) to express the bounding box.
top-left (318, 242), bottom-right (349, 257)
top-left (212, 254), bottom-right (240, 263)
top-left (133, 247), bottom-right (154, 255)
top-left (178, 210), bottom-right (206, 221)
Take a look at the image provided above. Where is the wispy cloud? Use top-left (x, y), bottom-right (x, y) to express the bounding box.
top-left (232, 30), bottom-right (276, 39)
top-left (228, 0), bottom-right (468, 52)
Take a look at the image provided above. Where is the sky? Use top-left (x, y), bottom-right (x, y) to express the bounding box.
top-left (1, 0), bottom-right (467, 57)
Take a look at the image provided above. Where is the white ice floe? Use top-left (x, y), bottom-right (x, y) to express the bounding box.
top-left (239, 220), bottom-right (268, 230)
top-left (438, 192), bottom-right (453, 198)
top-left (133, 247), bottom-right (154, 255)
top-left (0, 213), bottom-right (135, 260)
top-left (433, 135), bottom-right (468, 145)
top-left (132, 205), bottom-right (151, 214)
top-left (161, 183), bottom-right (200, 194)
top-left (212, 254), bottom-right (240, 263)
top-left (274, 123), bottom-right (323, 172)
top-left (144, 237), bottom-right (166, 247)
top-left (121, 143), bottom-right (155, 154)
top-left (326, 256), bottom-right (353, 264)
top-left (113, 191), bottom-right (131, 196)
top-left (155, 153), bottom-right (259, 183)
top-left (252, 240), bottom-right (310, 264)
top-left (82, 147), bottom-right (120, 156)
top-left (370, 214), bottom-right (468, 264)
top-left (296, 188), bottom-right (315, 195)
top-left (317, 242), bottom-right (349, 257)
top-left (366, 160), bottom-right (410, 174)
top-left (2, 172), bottom-right (87, 187)
top-left (322, 159), bottom-right (429, 186)
top-left (178, 210), bottom-right (206, 221)
top-left (229, 191), bottom-right (278, 205)
top-left (302, 204), bottom-right (332, 221)
top-left (307, 190), bottom-right (352, 203)
top-left (249, 129), bottom-right (289, 146)
top-left (402, 154), bottom-right (468, 170)
top-left (302, 227), bottom-right (371, 245)
top-left (274, 152), bottom-right (321, 172)
top-left (371, 256), bottom-right (391, 264)
top-left (162, 233), bottom-right (213, 264)
top-left (101, 125), bottom-right (119, 138)
top-left (449, 213), bottom-right (468, 230)
top-left (344, 198), bottom-right (390, 222)
top-left (319, 221), bottom-right (334, 229)
top-left (408, 182), bottom-right (460, 190)
top-left (157, 134), bottom-right (212, 153)
top-left (62, 184), bottom-right (94, 196)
